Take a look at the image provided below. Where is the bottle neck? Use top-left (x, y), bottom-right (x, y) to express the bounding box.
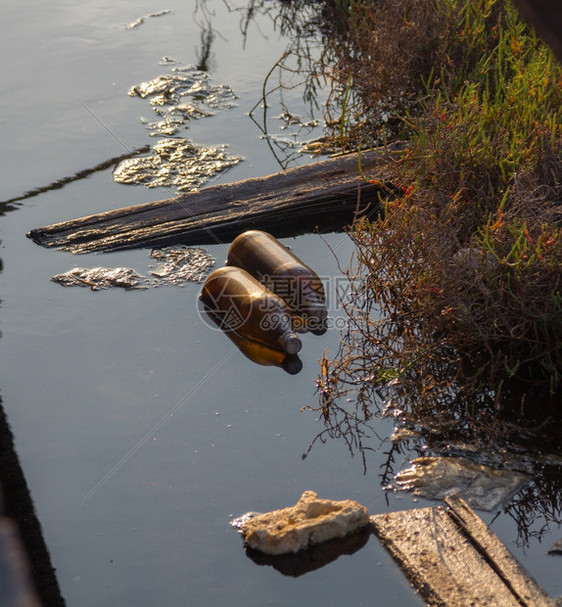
top-left (278, 331), bottom-right (302, 355)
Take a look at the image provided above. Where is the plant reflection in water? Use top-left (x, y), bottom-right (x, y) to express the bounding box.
top-left (196, 0), bottom-right (339, 168)
top-left (308, 308), bottom-right (562, 548)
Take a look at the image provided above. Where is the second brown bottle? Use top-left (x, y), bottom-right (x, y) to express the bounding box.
top-left (227, 230), bottom-right (327, 335)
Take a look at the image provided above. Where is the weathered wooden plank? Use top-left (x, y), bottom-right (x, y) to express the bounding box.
top-left (371, 506), bottom-right (520, 606)
top-left (370, 497), bottom-right (556, 607)
top-left (444, 496), bottom-right (556, 607)
top-left (27, 148), bottom-right (397, 254)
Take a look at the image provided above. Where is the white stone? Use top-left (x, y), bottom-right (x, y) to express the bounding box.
top-left (239, 490), bottom-right (370, 555)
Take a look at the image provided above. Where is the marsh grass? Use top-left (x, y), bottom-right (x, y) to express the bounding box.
top-left (316, 0), bottom-right (562, 415)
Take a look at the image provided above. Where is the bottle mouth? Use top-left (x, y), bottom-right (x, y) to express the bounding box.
top-left (279, 333), bottom-right (302, 355)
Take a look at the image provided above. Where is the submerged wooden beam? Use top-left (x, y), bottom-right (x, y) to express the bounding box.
top-left (370, 496), bottom-right (556, 607)
top-left (0, 399), bottom-right (65, 606)
top-left (27, 148), bottom-right (396, 254)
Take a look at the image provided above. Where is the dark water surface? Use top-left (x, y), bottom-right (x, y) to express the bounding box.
top-left (0, 1), bottom-right (560, 605)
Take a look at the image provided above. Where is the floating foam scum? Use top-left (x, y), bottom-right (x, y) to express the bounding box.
top-left (147, 246), bottom-right (215, 286)
top-left (118, 63), bottom-right (242, 190)
top-left (52, 267), bottom-right (146, 290)
top-left (128, 65), bottom-right (238, 137)
top-left (125, 9), bottom-right (171, 30)
top-left (112, 138), bottom-right (242, 191)
top-left (52, 246), bottom-right (215, 290)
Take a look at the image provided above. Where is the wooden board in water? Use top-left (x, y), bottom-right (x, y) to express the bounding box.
top-left (370, 496), bottom-right (556, 607)
top-left (28, 148), bottom-right (398, 254)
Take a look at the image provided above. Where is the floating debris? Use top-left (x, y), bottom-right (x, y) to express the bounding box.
top-left (147, 246), bottom-right (215, 285)
top-left (387, 404), bottom-right (562, 476)
top-left (233, 490), bottom-right (370, 555)
top-left (125, 9), bottom-right (171, 30)
top-left (142, 100), bottom-right (213, 136)
top-left (52, 246), bottom-right (215, 290)
top-left (393, 456), bottom-right (530, 511)
top-left (113, 138), bottom-right (242, 191)
top-left (117, 65), bottom-right (241, 189)
top-left (141, 115), bottom-right (185, 137)
top-left (231, 497), bottom-right (372, 578)
top-left (52, 267), bottom-right (146, 291)
top-left (278, 112), bottom-right (318, 131)
top-left (299, 137), bottom-right (341, 156)
top-left (128, 66), bottom-right (237, 137)
top-left (171, 103), bottom-right (212, 119)
top-left (244, 526), bottom-right (371, 578)
top-left (130, 72), bottom-right (195, 100)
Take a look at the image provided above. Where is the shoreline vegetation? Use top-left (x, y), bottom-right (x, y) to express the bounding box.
top-left (289, 0), bottom-right (562, 543)
top-left (305, 0), bottom-right (562, 415)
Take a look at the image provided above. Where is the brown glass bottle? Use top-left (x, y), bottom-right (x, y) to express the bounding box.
top-left (200, 266), bottom-right (302, 355)
top-left (204, 306), bottom-right (302, 374)
top-left (226, 230), bottom-right (327, 335)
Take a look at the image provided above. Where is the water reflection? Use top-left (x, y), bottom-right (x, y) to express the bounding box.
top-left (193, 4), bottom-right (216, 73)
top-left (196, 24), bottom-right (215, 72)
top-left (196, 0), bottom-right (331, 168)
top-left (247, 49), bottom-right (326, 170)
top-left (203, 306), bottom-right (303, 374)
top-left (245, 527), bottom-right (371, 577)
top-left (0, 146), bottom-right (150, 207)
top-left (309, 352), bottom-right (562, 548)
